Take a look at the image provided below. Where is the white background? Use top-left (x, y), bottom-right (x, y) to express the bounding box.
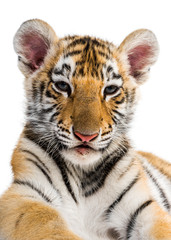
top-left (0, 0), bottom-right (171, 195)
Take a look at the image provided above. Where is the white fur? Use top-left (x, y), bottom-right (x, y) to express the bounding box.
top-left (101, 59), bottom-right (123, 102)
top-left (140, 155), bottom-right (171, 213)
top-left (17, 138), bottom-right (171, 240)
top-left (52, 56), bottom-right (75, 97)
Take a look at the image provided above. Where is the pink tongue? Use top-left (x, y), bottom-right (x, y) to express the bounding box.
top-left (76, 147), bottom-right (89, 155)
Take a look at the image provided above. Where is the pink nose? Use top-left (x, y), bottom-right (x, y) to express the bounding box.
top-left (74, 132), bottom-right (98, 142)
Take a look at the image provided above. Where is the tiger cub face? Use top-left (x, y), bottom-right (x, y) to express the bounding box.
top-left (14, 19), bottom-right (159, 166)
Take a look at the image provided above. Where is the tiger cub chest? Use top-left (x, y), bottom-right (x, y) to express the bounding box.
top-left (58, 195), bottom-right (116, 240)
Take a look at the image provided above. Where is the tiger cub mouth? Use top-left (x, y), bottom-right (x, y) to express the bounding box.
top-left (75, 144), bottom-right (94, 155)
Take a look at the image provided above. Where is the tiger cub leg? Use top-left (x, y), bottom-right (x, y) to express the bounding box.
top-left (0, 191), bottom-right (82, 240)
top-left (150, 203), bottom-right (171, 240)
top-left (127, 201), bottom-right (171, 240)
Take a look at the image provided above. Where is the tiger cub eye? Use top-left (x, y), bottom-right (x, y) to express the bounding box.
top-left (104, 85), bottom-right (119, 95)
top-left (54, 81), bottom-right (71, 96)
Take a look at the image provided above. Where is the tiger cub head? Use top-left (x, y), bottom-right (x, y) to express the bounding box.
top-left (14, 19), bottom-right (159, 166)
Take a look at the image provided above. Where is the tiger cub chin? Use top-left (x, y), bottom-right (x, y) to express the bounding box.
top-left (0, 19), bottom-right (171, 240)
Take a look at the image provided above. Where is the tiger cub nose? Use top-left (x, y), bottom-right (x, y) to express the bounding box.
top-left (74, 132), bottom-right (98, 142)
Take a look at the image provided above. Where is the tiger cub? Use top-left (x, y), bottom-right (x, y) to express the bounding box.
top-left (0, 19), bottom-right (171, 240)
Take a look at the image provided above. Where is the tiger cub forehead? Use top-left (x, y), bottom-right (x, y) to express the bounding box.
top-left (52, 36), bottom-right (123, 86)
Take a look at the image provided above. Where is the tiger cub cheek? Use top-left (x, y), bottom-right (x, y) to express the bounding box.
top-left (100, 109), bottom-right (114, 133)
top-left (58, 101), bottom-right (74, 128)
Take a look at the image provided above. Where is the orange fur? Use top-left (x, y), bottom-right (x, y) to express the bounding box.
top-left (138, 151), bottom-right (171, 179)
top-left (150, 203), bottom-right (171, 239)
top-left (0, 190), bottom-right (82, 240)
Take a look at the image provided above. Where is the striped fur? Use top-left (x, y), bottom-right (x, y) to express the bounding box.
top-left (0, 19), bottom-right (171, 240)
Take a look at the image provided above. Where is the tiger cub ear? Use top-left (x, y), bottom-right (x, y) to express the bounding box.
top-left (118, 29), bottom-right (159, 84)
top-left (13, 19), bottom-right (58, 77)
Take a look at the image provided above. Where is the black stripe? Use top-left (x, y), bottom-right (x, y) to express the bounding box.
top-left (53, 69), bottom-right (64, 76)
top-left (126, 200), bottom-right (153, 239)
top-left (86, 51), bottom-right (91, 63)
top-left (24, 126), bottom-right (77, 203)
top-left (26, 158), bottom-right (53, 184)
top-left (26, 105), bottom-right (34, 116)
top-left (100, 69), bottom-right (104, 80)
top-left (25, 157), bottom-right (61, 199)
top-left (76, 60), bottom-right (86, 66)
top-left (58, 133), bottom-right (71, 140)
top-left (54, 157), bottom-right (78, 203)
top-left (32, 82), bottom-right (38, 101)
top-left (101, 131), bottom-right (111, 136)
top-left (100, 136), bottom-right (111, 142)
top-left (40, 82), bottom-right (45, 102)
top-left (45, 90), bottom-right (58, 100)
top-left (92, 47), bottom-right (97, 62)
top-left (82, 144), bottom-right (127, 183)
top-left (61, 127), bottom-right (70, 134)
top-left (72, 69), bottom-right (77, 77)
top-left (65, 50), bottom-right (82, 57)
top-left (92, 39), bottom-right (108, 50)
top-left (62, 63), bottom-right (71, 72)
top-left (115, 97), bottom-right (125, 105)
top-left (83, 41), bottom-right (90, 54)
top-left (98, 51), bottom-right (109, 59)
top-left (91, 67), bottom-right (99, 79)
top-left (58, 119), bottom-right (63, 125)
top-left (112, 116), bottom-right (118, 125)
top-left (41, 104), bottom-right (57, 114)
top-left (62, 35), bottom-right (79, 41)
top-left (21, 149), bottom-right (50, 173)
top-left (105, 174), bottom-right (139, 216)
top-left (107, 66), bottom-right (113, 73)
top-left (14, 180), bottom-right (52, 203)
top-left (78, 67), bottom-right (85, 76)
top-left (50, 111), bottom-right (60, 122)
top-left (64, 164), bottom-right (80, 189)
top-left (145, 168), bottom-right (170, 210)
top-left (113, 109), bottom-right (125, 118)
top-left (129, 88), bottom-right (136, 103)
top-left (111, 73), bottom-right (121, 79)
top-left (81, 140), bottom-right (129, 197)
top-left (66, 38), bottom-right (87, 48)
top-left (66, 37), bottom-right (109, 51)
top-left (118, 160), bottom-right (134, 179)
